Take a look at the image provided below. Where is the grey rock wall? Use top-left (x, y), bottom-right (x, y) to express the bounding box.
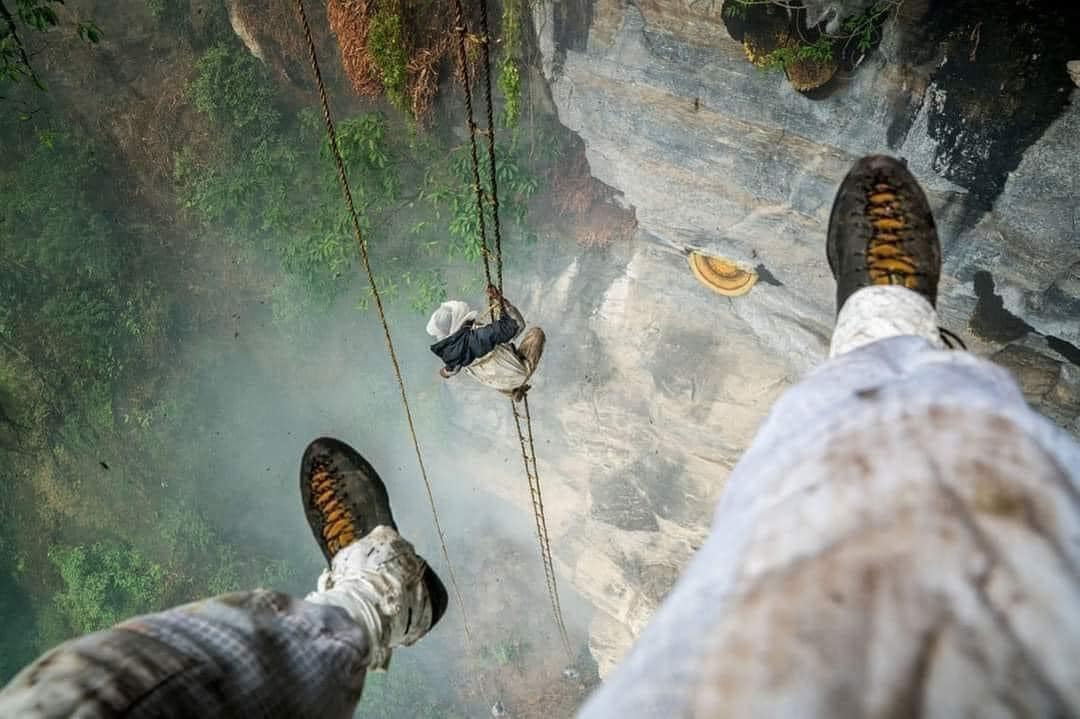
top-left (455, 0), bottom-right (1080, 675)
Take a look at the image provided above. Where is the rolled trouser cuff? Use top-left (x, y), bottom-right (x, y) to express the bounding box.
top-left (830, 285), bottom-right (944, 358)
top-left (305, 526), bottom-right (431, 670)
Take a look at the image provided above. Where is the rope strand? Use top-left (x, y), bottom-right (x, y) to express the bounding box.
top-left (513, 395), bottom-right (572, 657)
top-left (449, 0), bottom-right (571, 660)
top-left (450, 0), bottom-right (495, 291)
top-left (475, 0), bottom-right (505, 293)
top-left (294, 0), bottom-right (473, 642)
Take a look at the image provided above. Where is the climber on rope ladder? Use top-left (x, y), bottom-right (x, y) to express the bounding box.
top-left (427, 284), bottom-right (546, 402)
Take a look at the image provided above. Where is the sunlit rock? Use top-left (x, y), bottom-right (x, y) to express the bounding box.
top-left (528, 0), bottom-right (1080, 675)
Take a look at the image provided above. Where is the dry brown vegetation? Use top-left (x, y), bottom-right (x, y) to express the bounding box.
top-left (327, 0), bottom-right (383, 96)
top-left (407, 35), bottom-right (453, 120)
top-left (326, 0), bottom-right (478, 120)
top-left (328, 0), bottom-right (460, 118)
top-left (113, 44), bottom-right (206, 190)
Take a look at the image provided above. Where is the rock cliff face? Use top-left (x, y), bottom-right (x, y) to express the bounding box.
top-left (457, 0), bottom-right (1080, 674)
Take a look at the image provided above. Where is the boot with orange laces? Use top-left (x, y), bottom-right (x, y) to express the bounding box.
top-left (301, 437), bottom-right (448, 669)
top-left (826, 155), bottom-right (957, 357)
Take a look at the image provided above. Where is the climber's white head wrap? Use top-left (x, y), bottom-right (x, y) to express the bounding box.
top-left (426, 301), bottom-right (478, 341)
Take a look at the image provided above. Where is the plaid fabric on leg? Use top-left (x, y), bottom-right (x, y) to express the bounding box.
top-left (0, 590), bottom-right (370, 719)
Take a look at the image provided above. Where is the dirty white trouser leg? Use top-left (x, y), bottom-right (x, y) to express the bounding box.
top-left (581, 333), bottom-right (1080, 718)
top-left (305, 525), bottom-right (433, 670)
top-left (829, 285), bottom-right (945, 357)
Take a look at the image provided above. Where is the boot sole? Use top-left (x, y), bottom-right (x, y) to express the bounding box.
top-left (300, 437), bottom-right (397, 564)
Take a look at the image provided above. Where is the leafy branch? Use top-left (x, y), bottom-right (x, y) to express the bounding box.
top-left (1, 0), bottom-right (101, 98)
top-left (0, 0), bottom-right (44, 89)
top-left (726, 0), bottom-right (899, 72)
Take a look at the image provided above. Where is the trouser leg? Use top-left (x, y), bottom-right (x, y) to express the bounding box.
top-left (0, 527), bottom-right (431, 719)
top-left (0, 591), bottom-right (368, 719)
top-left (830, 285), bottom-right (945, 357)
top-left (580, 316), bottom-right (1080, 717)
top-left (516, 326), bottom-right (546, 374)
top-left (304, 525), bottom-right (433, 670)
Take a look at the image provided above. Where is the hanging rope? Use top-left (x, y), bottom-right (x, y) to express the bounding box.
top-left (450, 0), bottom-right (505, 296)
top-left (512, 394), bottom-right (572, 656)
top-left (474, 0), bottom-right (504, 293)
top-left (450, 0), bottom-right (571, 660)
top-left (449, 0), bottom-right (496, 292)
top-left (293, 0), bottom-right (474, 642)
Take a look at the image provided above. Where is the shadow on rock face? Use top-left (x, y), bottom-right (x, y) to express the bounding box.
top-left (888, 1), bottom-right (1080, 208)
top-left (970, 270), bottom-right (1034, 343)
top-left (552, 0), bottom-right (593, 76)
top-left (971, 271), bottom-right (1080, 370)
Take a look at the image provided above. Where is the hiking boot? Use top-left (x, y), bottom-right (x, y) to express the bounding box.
top-left (301, 436), bottom-right (397, 561)
top-left (826, 155), bottom-right (941, 315)
top-left (301, 437), bottom-right (447, 664)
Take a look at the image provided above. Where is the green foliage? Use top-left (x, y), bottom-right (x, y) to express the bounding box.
top-left (31, 603), bottom-right (69, 654)
top-left (841, 1), bottom-right (894, 53)
top-left (423, 138), bottom-right (539, 262)
top-left (498, 59), bottom-right (521, 129)
top-left (335, 113), bottom-right (401, 203)
top-left (0, 356), bottom-right (48, 452)
top-left (180, 41), bottom-right (548, 326)
top-left (1, 0), bottom-right (100, 93)
top-left (179, 52), bottom-right (294, 283)
top-left (187, 45), bottom-right (280, 136)
top-left (721, 0), bottom-right (753, 20)
top-left (179, 47), bottom-right (446, 327)
top-left (758, 34), bottom-right (834, 72)
top-left (367, 7), bottom-right (409, 113)
top-left (180, 43), bottom-right (496, 323)
top-left (724, 0), bottom-right (895, 57)
top-left (144, 0), bottom-right (168, 19)
top-left (0, 127), bottom-right (167, 441)
top-left (175, 139), bottom-right (297, 236)
top-left (14, 0), bottom-right (61, 32)
top-left (76, 20), bottom-right (102, 44)
top-left (154, 498), bottom-right (289, 601)
top-left (480, 635), bottom-right (530, 671)
top-left (404, 268), bottom-right (448, 313)
top-left (157, 502), bottom-right (214, 562)
top-left (206, 544), bottom-right (244, 595)
top-left (498, 0), bottom-right (524, 128)
top-left (48, 542), bottom-right (167, 635)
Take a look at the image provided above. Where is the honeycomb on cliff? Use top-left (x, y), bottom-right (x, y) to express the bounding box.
top-left (689, 252), bottom-right (758, 297)
top-left (743, 31), bottom-right (838, 92)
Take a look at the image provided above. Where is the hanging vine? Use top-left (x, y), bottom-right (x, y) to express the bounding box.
top-left (497, 0), bottom-right (523, 127)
